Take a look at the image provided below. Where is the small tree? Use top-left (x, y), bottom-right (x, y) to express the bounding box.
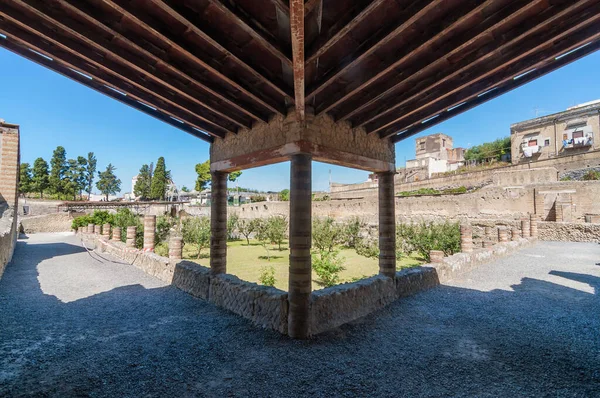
top-left (343, 216), bottom-right (365, 248)
top-left (96, 163), bottom-right (122, 201)
top-left (182, 216), bottom-right (211, 258)
top-left (85, 152), bottom-right (97, 199)
top-left (312, 250), bottom-right (346, 287)
top-left (19, 163), bottom-right (33, 195)
top-left (134, 164), bottom-right (152, 200)
top-left (150, 157), bottom-right (168, 200)
top-left (312, 217), bottom-right (345, 252)
top-left (254, 218), bottom-right (271, 260)
top-left (227, 213), bottom-right (239, 241)
top-left (280, 188), bottom-right (290, 201)
top-left (258, 266), bottom-right (276, 287)
top-left (237, 218), bottom-right (257, 245)
top-left (266, 216), bottom-right (288, 250)
top-left (194, 160), bottom-right (211, 191)
top-left (32, 157), bottom-right (50, 198)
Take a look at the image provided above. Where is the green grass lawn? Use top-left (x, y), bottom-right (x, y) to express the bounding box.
top-left (183, 239), bottom-right (423, 291)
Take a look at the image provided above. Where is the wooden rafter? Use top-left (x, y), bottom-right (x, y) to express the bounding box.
top-left (290, 0), bottom-right (305, 121)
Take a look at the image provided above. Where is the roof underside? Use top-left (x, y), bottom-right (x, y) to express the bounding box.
top-left (1, 0), bottom-right (599, 144)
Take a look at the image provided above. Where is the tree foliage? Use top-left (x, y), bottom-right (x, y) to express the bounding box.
top-left (150, 157), bottom-right (168, 200)
top-left (134, 164), bottom-right (152, 200)
top-left (280, 189), bottom-right (290, 201)
top-left (49, 146), bottom-right (67, 196)
top-left (237, 218), bottom-right (259, 245)
top-left (464, 137), bottom-right (511, 162)
top-left (85, 152), bottom-right (97, 199)
top-left (182, 216), bottom-right (211, 258)
top-left (96, 163), bottom-right (121, 201)
top-left (258, 266), bottom-right (276, 287)
top-left (312, 250), bottom-right (346, 287)
top-left (396, 221), bottom-right (460, 261)
top-left (227, 213), bottom-right (239, 241)
top-left (195, 160), bottom-right (211, 191)
top-left (19, 163), bottom-right (33, 194)
top-left (31, 157), bottom-right (49, 198)
top-left (312, 217), bottom-right (345, 253)
top-left (228, 170), bottom-right (242, 182)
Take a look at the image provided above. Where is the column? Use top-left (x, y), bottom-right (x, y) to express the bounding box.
top-left (378, 171), bottom-right (396, 278)
top-left (126, 226), bottom-right (137, 248)
top-left (102, 223), bottom-right (111, 239)
top-left (521, 218), bottom-right (531, 238)
top-left (112, 227), bottom-right (122, 242)
top-left (210, 171), bottom-right (228, 275)
top-left (143, 215), bottom-right (156, 252)
top-left (460, 224), bottom-right (473, 253)
top-left (498, 227), bottom-right (508, 243)
top-left (529, 214), bottom-right (538, 239)
top-left (169, 236), bottom-right (183, 260)
top-left (430, 250), bottom-right (444, 263)
top-left (288, 154), bottom-right (312, 339)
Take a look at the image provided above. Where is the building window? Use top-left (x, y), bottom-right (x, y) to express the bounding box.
top-left (528, 139), bottom-right (538, 146)
top-left (442, 138), bottom-right (446, 147)
top-left (420, 142), bottom-right (425, 150)
top-left (544, 139), bottom-right (550, 146)
top-left (573, 131), bottom-right (584, 139)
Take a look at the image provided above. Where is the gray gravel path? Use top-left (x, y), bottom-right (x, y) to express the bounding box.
top-left (1, 233), bottom-right (599, 397)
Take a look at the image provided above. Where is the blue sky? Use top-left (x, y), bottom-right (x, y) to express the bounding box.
top-left (1, 47), bottom-right (599, 193)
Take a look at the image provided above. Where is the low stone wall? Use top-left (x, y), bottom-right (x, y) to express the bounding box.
top-left (538, 221), bottom-right (600, 242)
top-left (0, 207), bottom-right (18, 280)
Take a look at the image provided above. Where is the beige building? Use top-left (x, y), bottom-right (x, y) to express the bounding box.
top-left (403, 133), bottom-right (465, 180)
top-left (510, 100), bottom-right (600, 164)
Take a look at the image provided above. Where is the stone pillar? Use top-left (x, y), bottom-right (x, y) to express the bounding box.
top-left (378, 171), bottom-right (396, 278)
top-left (169, 236), bottom-right (183, 260)
top-left (430, 250), bottom-right (444, 263)
top-left (102, 223), bottom-right (111, 239)
top-left (0, 124), bottom-right (20, 210)
top-left (521, 218), bottom-right (531, 238)
top-left (93, 225), bottom-right (100, 235)
top-left (529, 214), bottom-right (538, 239)
top-left (511, 227), bottom-right (519, 241)
top-left (210, 171), bottom-right (228, 275)
top-left (87, 223), bottom-right (94, 234)
top-left (112, 227), bottom-right (121, 242)
top-left (497, 227), bottom-right (508, 243)
top-left (484, 226), bottom-right (493, 241)
top-left (460, 224), bottom-right (473, 253)
top-left (126, 226), bottom-right (137, 248)
top-left (143, 215), bottom-right (156, 252)
top-left (288, 154), bottom-right (312, 339)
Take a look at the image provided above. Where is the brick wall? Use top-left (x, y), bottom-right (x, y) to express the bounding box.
top-left (0, 124), bottom-right (20, 209)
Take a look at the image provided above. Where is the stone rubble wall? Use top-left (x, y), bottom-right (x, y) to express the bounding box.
top-left (538, 221), bottom-right (600, 242)
top-left (0, 207), bottom-right (18, 280)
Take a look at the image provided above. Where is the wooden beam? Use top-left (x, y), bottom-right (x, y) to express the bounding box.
top-left (146, 0), bottom-right (293, 100)
top-left (271, 0), bottom-right (290, 15)
top-left (329, 0), bottom-right (539, 120)
top-left (371, 3), bottom-right (600, 136)
top-left (79, 0), bottom-right (283, 117)
top-left (207, 0), bottom-right (293, 68)
top-left (0, 19), bottom-right (227, 138)
top-left (305, 0), bottom-right (387, 65)
top-left (304, 0), bottom-right (320, 16)
top-left (390, 39), bottom-right (600, 143)
top-left (305, 0), bottom-right (441, 102)
top-left (0, 35), bottom-right (213, 142)
top-left (290, 0), bottom-right (305, 121)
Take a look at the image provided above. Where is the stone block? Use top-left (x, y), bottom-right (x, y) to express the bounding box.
top-left (395, 267), bottom-right (440, 297)
top-left (172, 261), bottom-right (211, 300)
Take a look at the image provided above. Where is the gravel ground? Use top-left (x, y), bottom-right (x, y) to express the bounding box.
top-left (1, 233), bottom-right (599, 397)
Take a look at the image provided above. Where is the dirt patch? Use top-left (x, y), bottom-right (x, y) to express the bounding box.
top-left (20, 213), bottom-right (73, 233)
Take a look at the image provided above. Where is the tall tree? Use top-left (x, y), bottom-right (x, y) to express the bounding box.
top-left (32, 157), bottom-right (50, 198)
top-left (134, 164), bottom-right (152, 200)
top-left (150, 157), bottom-right (168, 200)
top-left (85, 152), bottom-right (97, 199)
top-left (19, 163), bottom-right (33, 195)
top-left (228, 170), bottom-right (242, 183)
top-left (96, 163), bottom-right (122, 201)
top-left (76, 156), bottom-right (88, 199)
top-left (195, 160), bottom-right (211, 191)
top-left (49, 146), bottom-right (67, 197)
top-left (64, 159), bottom-right (80, 200)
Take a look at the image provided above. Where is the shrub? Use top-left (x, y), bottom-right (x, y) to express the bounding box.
top-left (312, 250), bottom-right (346, 288)
top-left (342, 216), bottom-right (365, 248)
top-left (266, 216), bottom-right (288, 250)
top-left (113, 208), bottom-right (143, 248)
top-left (154, 241), bottom-right (169, 257)
top-left (355, 239), bottom-right (379, 259)
top-left (258, 266), bottom-right (276, 287)
top-left (312, 217), bottom-right (345, 252)
top-left (396, 220), bottom-right (460, 262)
top-left (227, 213), bottom-right (239, 241)
top-left (156, 215), bottom-right (176, 244)
top-left (582, 170), bottom-right (600, 181)
top-left (181, 216), bottom-right (211, 258)
top-left (250, 195), bottom-right (266, 203)
top-left (71, 210), bottom-right (114, 231)
top-left (560, 176), bottom-right (573, 181)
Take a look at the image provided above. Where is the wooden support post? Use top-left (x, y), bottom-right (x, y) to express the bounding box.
top-left (126, 226), bottom-right (137, 248)
top-left (460, 224), bottom-right (473, 253)
top-left (143, 215), bottom-right (156, 252)
top-left (210, 171), bottom-right (227, 275)
top-left (112, 227), bottom-right (121, 242)
top-left (169, 236), bottom-right (183, 260)
top-left (288, 154), bottom-right (312, 339)
top-left (378, 171), bottom-right (396, 278)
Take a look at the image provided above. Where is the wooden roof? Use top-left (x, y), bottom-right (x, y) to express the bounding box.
top-left (1, 0), bottom-right (599, 144)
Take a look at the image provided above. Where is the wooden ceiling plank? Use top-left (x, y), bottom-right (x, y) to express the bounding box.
top-left (380, 25), bottom-right (600, 139)
top-left (305, 0), bottom-right (441, 102)
top-left (390, 38), bottom-right (600, 143)
top-left (369, 2), bottom-right (600, 135)
top-left (0, 17), bottom-right (229, 138)
top-left (290, 0), bottom-right (305, 120)
top-left (145, 0), bottom-right (292, 100)
top-left (331, 0), bottom-right (539, 120)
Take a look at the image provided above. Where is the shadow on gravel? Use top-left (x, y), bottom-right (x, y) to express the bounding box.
top-left (0, 239), bottom-right (599, 397)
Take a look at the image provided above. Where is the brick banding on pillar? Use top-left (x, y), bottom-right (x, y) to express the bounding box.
top-left (126, 226), bottom-right (137, 248)
top-left (511, 227), bottom-right (520, 241)
top-left (112, 227), bottom-right (121, 242)
top-left (169, 236), bottom-right (183, 260)
top-left (87, 223), bottom-right (94, 234)
top-left (210, 171), bottom-right (228, 275)
top-left (498, 227), bottom-right (508, 243)
top-left (521, 218), bottom-right (531, 238)
top-left (530, 214), bottom-right (538, 239)
top-left (378, 171), bottom-right (396, 278)
top-left (93, 225), bottom-right (100, 235)
top-left (460, 224), bottom-right (473, 253)
top-left (143, 215), bottom-right (156, 252)
top-left (102, 223), bottom-right (111, 238)
top-left (430, 250), bottom-right (444, 263)
top-left (288, 154), bottom-right (312, 339)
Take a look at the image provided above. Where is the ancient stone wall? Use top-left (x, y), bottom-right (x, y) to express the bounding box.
top-left (0, 123), bottom-right (19, 279)
top-left (538, 221), bottom-right (600, 242)
top-left (0, 208), bottom-right (18, 280)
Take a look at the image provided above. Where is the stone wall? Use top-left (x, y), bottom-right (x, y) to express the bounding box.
top-left (0, 123), bottom-right (19, 280)
top-left (0, 207), bottom-right (18, 279)
top-left (538, 221), bottom-right (600, 242)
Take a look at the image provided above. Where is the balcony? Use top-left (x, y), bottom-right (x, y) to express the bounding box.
top-left (563, 136), bottom-right (593, 149)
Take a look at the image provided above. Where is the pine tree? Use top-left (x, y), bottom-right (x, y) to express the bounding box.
top-left (64, 159), bottom-right (80, 200)
top-left (150, 157), bottom-right (168, 200)
top-left (76, 156), bottom-right (88, 199)
top-left (19, 163), bottom-right (33, 195)
top-left (49, 146), bottom-right (67, 197)
top-left (96, 163), bottom-right (122, 201)
top-left (195, 160), bottom-right (211, 191)
top-left (134, 164), bottom-right (152, 200)
top-left (32, 157), bottom-right (50, 198)
top-left (85, 152), bottom-right (97, 199)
